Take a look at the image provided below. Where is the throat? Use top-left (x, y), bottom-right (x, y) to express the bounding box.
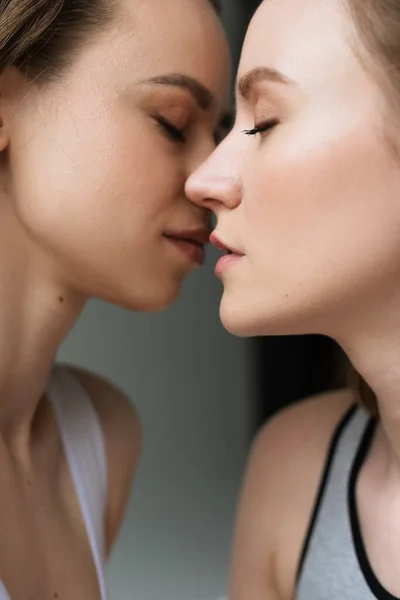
top-left (0, 248), bottom-right (84, 444)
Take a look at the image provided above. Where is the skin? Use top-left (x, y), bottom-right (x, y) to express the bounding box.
top-left (186, 0), bottom-right (400, 598)
top-left (0, 0), bottom-right (230, 597)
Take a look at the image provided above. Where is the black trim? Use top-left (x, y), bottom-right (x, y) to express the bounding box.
top-left (296, 404), bottom-right (358, 582)
top-left (348, 417), bottom-right (398, 600)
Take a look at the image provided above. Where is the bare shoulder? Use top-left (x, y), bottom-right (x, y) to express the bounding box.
top-left (252, 387), bottom-right (355, 488)
top-left (229, 388), bottom-right (356, 600)
top-left (65, 365), bottom-right (142, 555)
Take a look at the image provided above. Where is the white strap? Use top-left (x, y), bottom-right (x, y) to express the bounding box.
top-left (0, 579), bottom-right (11, 600)
top-left (48, 365), bottom-right (108, 600)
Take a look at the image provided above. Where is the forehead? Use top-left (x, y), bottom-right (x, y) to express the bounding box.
top-left (238, 0), bottom-right (359, 92)
top-left (111, 0), bottom-right (231, 106)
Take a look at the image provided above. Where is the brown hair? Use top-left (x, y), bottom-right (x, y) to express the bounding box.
top-left (0, 0), bottom-right (115, 80)
top-left (345, 0), bottom-right (400, 416)
top-left (348, 365), bottom-right (378, 416)
top-left (0, 0), bottom-right (221, 82)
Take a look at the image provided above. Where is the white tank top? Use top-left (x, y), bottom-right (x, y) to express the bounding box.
top-left (0, 364), bottom-right (108, 600)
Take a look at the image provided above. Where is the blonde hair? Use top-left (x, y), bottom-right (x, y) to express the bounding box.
top-left (346, 0), bottom-right (400, 416)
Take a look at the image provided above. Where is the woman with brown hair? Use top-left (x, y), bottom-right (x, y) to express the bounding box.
top-left (187, 0), bottom-right (400, 598)
top-left (0, 0), bottom-right (229, 598)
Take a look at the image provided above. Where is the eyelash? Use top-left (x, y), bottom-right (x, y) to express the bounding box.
top-left (243, 118), bottom-right (279, 138)
top-left (155, 115), bottom-right (233, 146)
top-left (155, 116), bottom-right (186, 143)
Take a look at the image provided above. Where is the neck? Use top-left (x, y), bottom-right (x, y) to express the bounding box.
top-left (0, 205), bottom-right (86, 445)
top-left (340, 318), bottom-right (400, 475)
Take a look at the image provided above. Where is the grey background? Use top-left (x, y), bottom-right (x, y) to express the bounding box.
top-left (58, 4), bottom-right (254, 599)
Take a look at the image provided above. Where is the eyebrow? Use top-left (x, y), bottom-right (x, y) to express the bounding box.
top-left (143, 74), bottom-right (215, 112)
top-left (237, 66), bottom-right (296, 99)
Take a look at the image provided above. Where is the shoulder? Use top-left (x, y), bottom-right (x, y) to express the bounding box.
top-left (64, 365), bottom-right (142, 555)
top-left (229, 388), bottom-right (356, 600)
top-left (252, 387), bottom-right (356, 482)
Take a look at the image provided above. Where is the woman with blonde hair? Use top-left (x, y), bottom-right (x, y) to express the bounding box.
top-left (188, 0), bottom-right (400, 598)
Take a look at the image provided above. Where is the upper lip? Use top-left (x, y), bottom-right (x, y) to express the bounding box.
top-left (210, 232), bottom-right (244, 255)
top-left (164, 228), bottom-right (211, 247)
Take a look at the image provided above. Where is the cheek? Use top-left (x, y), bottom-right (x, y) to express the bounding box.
top-left (243, 124), bottom-right (400, 280)
top-left (10, 99), bottom-right (180, 259)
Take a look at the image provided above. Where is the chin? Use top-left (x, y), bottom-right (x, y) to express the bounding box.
top-left (219, 294), bottom-right (321, 338)
top-left (219, 296), bottom-right (262, 337)
top-left (110, 280), bottom-right (183, 313)
top-left (220, 309), bottom-right (262, 337)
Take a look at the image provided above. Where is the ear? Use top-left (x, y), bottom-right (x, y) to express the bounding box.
top-left (0, 67), bottom-right (27, 153)
top-left (0, 92), bottom-right (10, 153)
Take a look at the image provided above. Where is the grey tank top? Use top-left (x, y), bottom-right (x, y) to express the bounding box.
top-left (295, 404), bottom-right (396, 600)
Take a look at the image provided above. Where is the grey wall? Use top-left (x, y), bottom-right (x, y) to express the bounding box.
top-left (58, 4), bottom-right (253, 599)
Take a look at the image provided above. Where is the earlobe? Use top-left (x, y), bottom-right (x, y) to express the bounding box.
top-left (0, 69), bottom-right (22, 153)
top-left (0, 122), bottom-right (8, 153)
top-left (0, 99), bottom-right (10, 153)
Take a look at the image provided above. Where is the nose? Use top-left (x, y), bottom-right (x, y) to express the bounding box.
top-left (186, 145), bottom-right (242, 212)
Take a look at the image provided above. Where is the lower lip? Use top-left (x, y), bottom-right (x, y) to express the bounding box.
top-left (165, 236), bottom-right (205, 266)
top-left (215, 253), bottom-right (244, 276)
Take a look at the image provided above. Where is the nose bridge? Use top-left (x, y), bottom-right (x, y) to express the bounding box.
top-left (186, 133), bottom-right (243, 209)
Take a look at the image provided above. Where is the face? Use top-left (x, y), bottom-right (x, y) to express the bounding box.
top-left (187, 0), bottom-right (400, 339)
top-left (0, 0), bottom-right (230, 311)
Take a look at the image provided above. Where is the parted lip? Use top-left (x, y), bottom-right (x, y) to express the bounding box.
top-left (164, 228), bottom-right (211, 246)
top-left (209, 232), bottom-right (244, 255)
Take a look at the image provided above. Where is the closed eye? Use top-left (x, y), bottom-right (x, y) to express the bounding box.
top-left (155, 115), bottom-right (186, 143)
top-left (243, 118), bottom-right (279, 137)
